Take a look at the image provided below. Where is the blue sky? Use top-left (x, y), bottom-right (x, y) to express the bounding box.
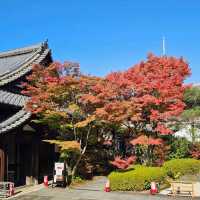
top-left (0, 0), bottom-right (200, 83)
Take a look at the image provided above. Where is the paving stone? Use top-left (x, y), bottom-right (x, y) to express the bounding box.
top-left (10, 177), bottom-right (200, 200)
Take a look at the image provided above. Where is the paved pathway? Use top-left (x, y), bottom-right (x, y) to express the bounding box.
top-left (70, 176), bottom-right (107, 191)
top-left (10, 177), bottom-right (200, 200)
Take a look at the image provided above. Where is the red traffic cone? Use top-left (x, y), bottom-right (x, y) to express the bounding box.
top-left (104, 180), bottom-right (111, 192)
top-left (44, 176), bottom-right (48, 187)
top-left (150, 182), bottom-right (158, 195)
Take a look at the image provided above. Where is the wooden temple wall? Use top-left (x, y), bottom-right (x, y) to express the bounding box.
top-left (0, 41), bottom-right (55, 186)
top-left (0, 127), bottom-right (55, 186)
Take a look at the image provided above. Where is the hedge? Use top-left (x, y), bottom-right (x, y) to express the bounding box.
top-left (163, 158), bottom-right (200, 178)
top-left (108, 166), bottom-right (167, 191)
top-left (108, 159), bottom-right (200, 191)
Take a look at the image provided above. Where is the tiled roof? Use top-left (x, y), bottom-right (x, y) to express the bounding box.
top-left (0, 43), bottom-right (43, 58)
top-left (0, 41), bottom-right (52, 133)
top-left (0, 91), bottom-right (31, 133)
top-left (0, 109), bottom-right (31, 133)
top-left (0, 41), bottom-right (51, 86)
top-left (0, 90), bottom-right (30, 133)
top-left (193, 83), bottom-right (200, 87)
top-left (0, 90), bottom-right (29, 107)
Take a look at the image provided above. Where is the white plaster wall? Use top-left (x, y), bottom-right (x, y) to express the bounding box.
top-left (174, 125), bottom-right (200, 142)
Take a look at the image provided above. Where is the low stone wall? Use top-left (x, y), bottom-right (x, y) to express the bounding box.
top-left (160, 181), bottom-right (200, 197)
top-left (193, 182), bottom-right (200, 196)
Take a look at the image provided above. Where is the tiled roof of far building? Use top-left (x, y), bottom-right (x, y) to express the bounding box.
top-left (0, 41), bottom-right (52, 133)
top-left (193, 83), bottom-right (200, 87)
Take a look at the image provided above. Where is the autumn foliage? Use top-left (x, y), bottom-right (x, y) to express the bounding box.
top-left (22, 62), bottom-right (99, 177)
top-left (130, 135), bottom-right (163, 146)
top-left (110, 156), bottom-right (136, 169)
top-left (23, 53), bottom-right (191, 170)
top-left (83, 54), bottom-right (190, 133)
top-left (190, 143), bottom-right (200, 159)
top-left (82, 54), bottom-right (190, 165)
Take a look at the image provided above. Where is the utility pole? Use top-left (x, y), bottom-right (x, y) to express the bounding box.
top-left (162, 36), bottom-right (166, 56)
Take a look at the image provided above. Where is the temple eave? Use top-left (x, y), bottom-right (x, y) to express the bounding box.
top-left (0, 41), bottom-right (52, 135)
top-left (0, 45), bottom-right (51, 86)
top-left (0, 109), bottom-right (31, 134)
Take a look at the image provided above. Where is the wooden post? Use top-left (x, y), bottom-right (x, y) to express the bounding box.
top-left (32, 139), bottom-right (39, 185)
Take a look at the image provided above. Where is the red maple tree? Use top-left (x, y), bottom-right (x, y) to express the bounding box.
top-left (110, 155), bottom-right (136, 169)
top-left (190, 143), bottom-right (200, 159)
top-left (22, 62), bottom-right (100, 178)
top-left (82, 54), bottom-right (190, 165)
top-left (23, 54), bottom-right (191, 168)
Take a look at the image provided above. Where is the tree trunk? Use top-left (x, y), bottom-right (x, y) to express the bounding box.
top-left (71, 154), bottom-right (83, 179)
top-left (71, 125), bottom-right (91, 180)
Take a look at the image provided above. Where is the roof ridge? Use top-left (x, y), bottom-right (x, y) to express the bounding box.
top-left (0, 41), bottom-right (46, 58)
top-left (0, 47), bottom-right (51, 86)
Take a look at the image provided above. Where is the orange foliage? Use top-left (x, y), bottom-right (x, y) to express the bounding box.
top-left (23, 55), bottom-right (190, 165)
top-left (110, 156), bottom-right (136, 169)
top-left (130, 135), bottom-right (163, 146)
top-left (82, 54), bottom-right (190, 148)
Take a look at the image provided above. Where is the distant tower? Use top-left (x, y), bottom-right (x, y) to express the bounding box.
top-left (162, 36), bottom-right (166, 56)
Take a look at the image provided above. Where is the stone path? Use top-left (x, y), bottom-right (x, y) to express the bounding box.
top-left (70, 176), bottom-right (107, 191)
top-left (9, 176), bottom-right (200, 200)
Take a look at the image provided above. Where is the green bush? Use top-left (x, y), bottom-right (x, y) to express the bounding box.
top-left (108, 166), bottom-right (167, 191)
top-left (72, 176), bottom-right (84, 184)
top-left (163, 159), bottom-right (200, 178)
top-left (108, 159), bottom-right (200, 191)
top-left (168, 137), bottom-right (190, 159)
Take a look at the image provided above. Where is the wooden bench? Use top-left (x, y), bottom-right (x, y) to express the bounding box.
top-left (169, 181), bottom-right (194, 197)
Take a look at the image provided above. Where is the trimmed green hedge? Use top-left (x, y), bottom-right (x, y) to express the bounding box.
top-left (108, 159), bottom-right (200, 191)
top-left (108, 166), bottom-right (167, 191)
top-left (163, 159), bottom-right (200, 178)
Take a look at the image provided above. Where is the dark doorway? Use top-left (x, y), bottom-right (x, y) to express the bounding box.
top-left (0, 149), bottom-right (5, 181)
top-left (19, 144), bottom-right (32, 185)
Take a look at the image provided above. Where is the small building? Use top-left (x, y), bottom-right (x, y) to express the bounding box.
top-left (175, 125), bottom-right (200, 142)
top-left (0, 41), bottom-right (56, 186)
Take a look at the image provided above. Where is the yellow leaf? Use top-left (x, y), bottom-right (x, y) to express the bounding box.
top-left (43, 140), bottom-right (80, 150)
top-left (68, 104), bottom-right (80, 112)
top-left (75, 115), bottom-right (95, 128)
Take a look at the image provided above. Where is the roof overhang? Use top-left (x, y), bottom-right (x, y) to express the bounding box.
top-left (0, 109), bottom-right (31, 134)
top-left (0, 41), bottom-right (51, 86)
top-left (0, 41), bottom-right (52, 134)
top-left (0, 90), bottom-right (31, 133)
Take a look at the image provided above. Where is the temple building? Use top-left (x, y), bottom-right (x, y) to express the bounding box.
top-left (0, 41), bottom-right (55, 186)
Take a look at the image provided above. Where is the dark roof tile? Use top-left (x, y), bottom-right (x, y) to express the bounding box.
top-left (0, 109), bottom-right (31, 133)
top-left (0, 90), bottom-right (29, 107)
top-left (0, 41), bottom-right (51, 85)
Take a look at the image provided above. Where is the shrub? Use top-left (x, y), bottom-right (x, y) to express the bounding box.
top-left (168, 137), bottom-right (191, 159)
top-left (72, 176), bottom-right (84, 184)
top-left (163, 159), bottom-right (200, 178)
top-left (190, 143), bottom-right (200, 159)
top-left (108, 166), bottom-right (167, 191)
top-left (109, 159), bottom-right (200, 191)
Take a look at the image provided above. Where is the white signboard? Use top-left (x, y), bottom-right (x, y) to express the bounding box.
top-left (55, 162), bottom-right (64, 176)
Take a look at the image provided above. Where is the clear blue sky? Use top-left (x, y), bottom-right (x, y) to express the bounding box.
top-left (0, 0), bottom-right (200, 83)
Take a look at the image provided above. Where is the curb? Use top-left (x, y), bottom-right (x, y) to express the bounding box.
top-left (7, 182), bottom-right (52, 199)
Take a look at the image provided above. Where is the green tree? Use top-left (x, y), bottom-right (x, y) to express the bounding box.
top-left (168, 137), bottom-right (191, 159)
top-left (181, 87), bottom-right (200, 143)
